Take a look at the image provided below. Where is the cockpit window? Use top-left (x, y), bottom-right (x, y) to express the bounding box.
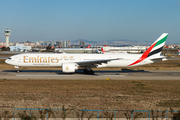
top-left (8, 57), bottom-right (12, 60)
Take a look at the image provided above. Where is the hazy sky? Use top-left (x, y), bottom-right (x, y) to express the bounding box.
top-left (0, 0), bottom-right (180, 44)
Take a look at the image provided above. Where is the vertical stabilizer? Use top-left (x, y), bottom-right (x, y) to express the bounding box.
top-left (128, 33), bottom-right (168, 66)
top-left (147, 33), bottom-right (168, 57)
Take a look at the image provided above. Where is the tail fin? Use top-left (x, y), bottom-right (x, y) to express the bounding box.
top-left (101, 48), bottom-right (106, 53)
top-left (87, 45), bottom-right (91, 48)
top-left (147, 33), bottom-right (168, 58)
top-left (128, 33), bottom-right (168, 66)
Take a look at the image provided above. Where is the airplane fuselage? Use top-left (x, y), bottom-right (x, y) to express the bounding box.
top-left (5, 53), bottom-right (154, 68)
top-left (5, 33), bottom-right (169, 74)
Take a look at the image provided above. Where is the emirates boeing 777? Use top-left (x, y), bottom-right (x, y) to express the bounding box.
top-left (5, 33), bottom-right (168, 75)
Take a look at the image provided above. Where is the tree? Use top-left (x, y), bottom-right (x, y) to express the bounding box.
top-left (46, 45), bottom-right (52, 50)
top-left (1, 47), bottom-right (10, 51)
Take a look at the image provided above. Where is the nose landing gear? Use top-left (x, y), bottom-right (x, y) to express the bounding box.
top-left (14, 66), bottom-right (19, 73)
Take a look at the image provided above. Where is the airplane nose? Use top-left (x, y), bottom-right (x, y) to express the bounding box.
top-left (5, 59), bottom-right (11, 64)
top-left (5, 57), bottom-right (14, 65)
top-left (5, 59), bottom-right (8, 64)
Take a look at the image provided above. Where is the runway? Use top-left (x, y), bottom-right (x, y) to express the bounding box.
top-left (0, 69), bottom-right (180, 80)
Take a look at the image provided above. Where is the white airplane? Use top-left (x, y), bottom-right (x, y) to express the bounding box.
top-left (5, 33), bottom-right (168, 75)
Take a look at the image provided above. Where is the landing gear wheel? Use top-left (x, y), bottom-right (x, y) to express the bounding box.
top-left (90, 70), bottom-right (94, 75)
top-left (84, 69), bottom-right (88, 74)
top-left (84, 69), bottom-right (94, 75)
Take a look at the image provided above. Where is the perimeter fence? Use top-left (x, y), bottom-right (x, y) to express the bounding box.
top-left (0, 107), bottom-right (180, 120)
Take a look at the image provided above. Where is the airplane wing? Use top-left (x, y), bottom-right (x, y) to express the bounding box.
top-left (76, 58), bottom-right (121, 67)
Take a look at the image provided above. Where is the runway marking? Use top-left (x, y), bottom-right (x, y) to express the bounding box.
top-left (16, 75), bottom-right (125, 77)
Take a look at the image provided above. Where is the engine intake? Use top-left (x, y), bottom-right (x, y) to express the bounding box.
top-left (62, 63), bottom-right (78, 73)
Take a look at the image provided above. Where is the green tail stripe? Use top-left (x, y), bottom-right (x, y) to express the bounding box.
top-left (154, 35), bottom-right (168, 47)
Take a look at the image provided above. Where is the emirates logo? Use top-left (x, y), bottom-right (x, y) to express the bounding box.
top-left (66, 66), bottom-right (69, 70)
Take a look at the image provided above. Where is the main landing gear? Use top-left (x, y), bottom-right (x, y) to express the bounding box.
top-left (84, 66), bottom-right (95, 75)
top-left (84, 69), bottom-right (94, 75)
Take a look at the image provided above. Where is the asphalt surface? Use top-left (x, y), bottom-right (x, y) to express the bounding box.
top-left (0, 69), bottom-right (180, 80)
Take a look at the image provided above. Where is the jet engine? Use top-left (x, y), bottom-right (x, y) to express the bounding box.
top-left (62, 63), bottom-right (78, 73)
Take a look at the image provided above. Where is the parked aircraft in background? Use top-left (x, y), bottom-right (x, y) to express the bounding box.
top-left (103, 45), bottom-right (149, 53)
top-left (101, 48), bottom-right (127, 54)
top-left (5, 33), bottom-right (168, 75)
top-left (101, 48), bottom-right (106, 53)
top-left (87, 45), bottom-right (91, 48)
top-left (54, 45), bottom-right (101, 54)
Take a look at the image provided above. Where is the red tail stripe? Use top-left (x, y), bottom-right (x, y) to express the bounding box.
top-left (128, 42), bottom-right (157, 66)
top-left (101, 48), bottom-right (105, 53)
top-left (87, 45), bottom-right (90, 48)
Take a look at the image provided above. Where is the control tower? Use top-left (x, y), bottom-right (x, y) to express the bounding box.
top-left (4, 29), bottom-right (11, 47)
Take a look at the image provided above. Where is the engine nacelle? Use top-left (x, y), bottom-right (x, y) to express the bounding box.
top-left (62, 63), bottom-right (78, 73)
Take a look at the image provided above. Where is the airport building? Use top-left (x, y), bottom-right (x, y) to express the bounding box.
top-left (9, 44), bottom-right (31, 52)
top-left (103, 46), bottom-right (149, 53)
top-left (63, 41), bottom-right (67, 47)
top-left (54, 48), bottom-right (101, 53)
top-left (35, 40), bottom-right (71, 48)
top-left (79, 40), bottom-right (85, 48)
top-left (0, 42), bottom-right (14, 47)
